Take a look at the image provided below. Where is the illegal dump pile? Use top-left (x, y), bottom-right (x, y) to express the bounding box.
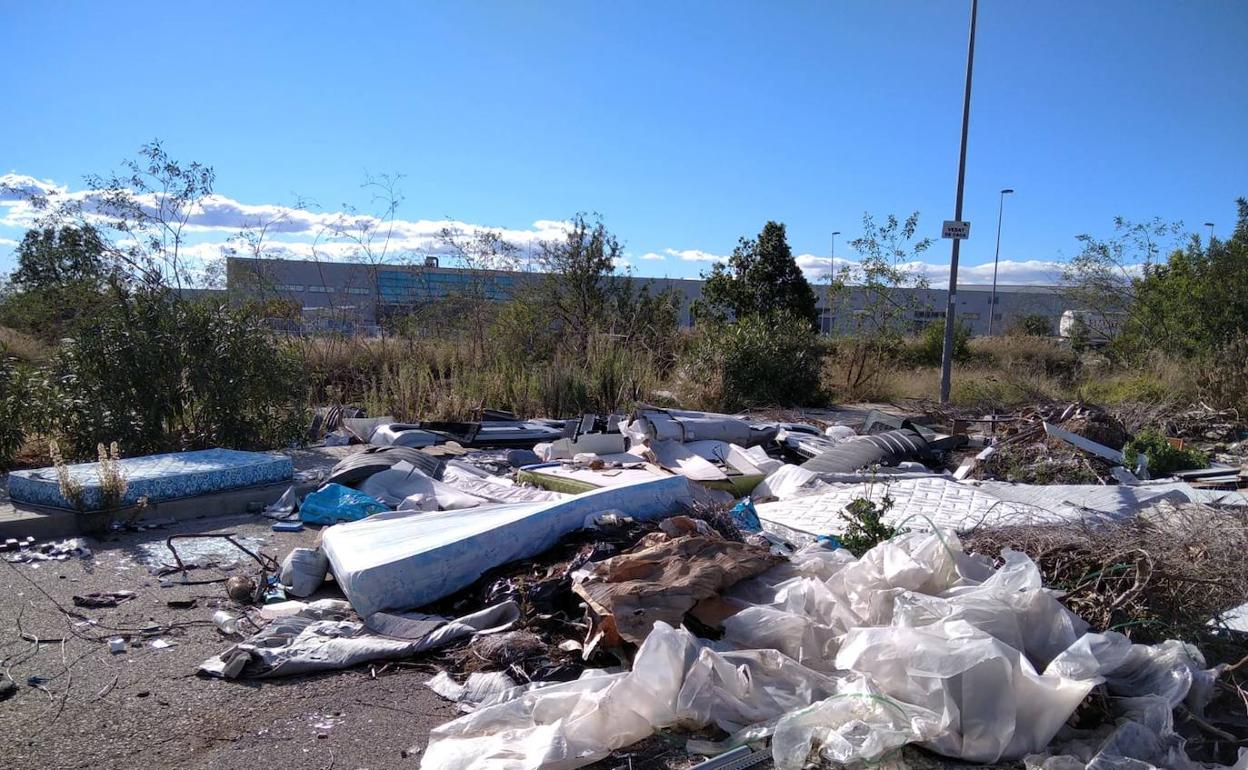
top-left (28, 403), bottom-right (1248, 768)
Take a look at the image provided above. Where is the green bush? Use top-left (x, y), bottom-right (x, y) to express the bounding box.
top-left (1008, 314), bottom-right (1054, 337)
top-left (0, 352), bottom-right (28, 468)
top-left (34, 290), bottom-right (306, 459)
top-left (688, 312), bottom-right (823, 411)
top-left (1123, 427), bottom-right (1209, 476)
top-left (912, 320), bottom-right (971, 366)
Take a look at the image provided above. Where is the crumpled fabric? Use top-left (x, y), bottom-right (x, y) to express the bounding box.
top-left (421, 531), bottom-right (1239, 770)
top-left (199, 600), bottom-right (520, 679)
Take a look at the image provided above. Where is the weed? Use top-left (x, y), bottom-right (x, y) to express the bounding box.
top-left (48, 438), bottom-right (84, 510)
top-left (838, 494), bottom-right (898, 557)
top-left (96, 441), bottom-right (128, 511)
top-left (1123, 427), bottom-right (1209, 475)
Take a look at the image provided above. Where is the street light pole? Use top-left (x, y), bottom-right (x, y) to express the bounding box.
top-left (939, 0), bottom-right (979, 404)
top-left (824, 231), bottom-right (841, 335)
top-left (987, 188), bottom-right (1013, 336)
top-left (1205, 222), bottom-right (1215, 247)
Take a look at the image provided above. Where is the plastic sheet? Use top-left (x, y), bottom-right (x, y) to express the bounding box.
top-left (420, 529), bottom-right (1237, 770)
top-left (298, 483), bottom-right (388, 525)
top-left (751, 464), bottom-right (829, 503)
top-left (360, 461), bottom-right (487, 510)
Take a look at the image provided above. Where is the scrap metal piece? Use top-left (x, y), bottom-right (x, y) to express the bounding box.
top-left (164, 533), bottom-right (279, 580)
top-left (800, 428), bottom-right (931, 474)
top-left (1043, 421), bottom-right (1125, 463)
top-left (690, 746), bottom-right (770, 770)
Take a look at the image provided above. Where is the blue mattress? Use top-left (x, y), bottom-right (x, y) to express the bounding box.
top-left (8, 448), bottom-right (293, 511)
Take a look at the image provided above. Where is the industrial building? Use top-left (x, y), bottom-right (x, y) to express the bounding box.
top-left (226, 256), bottom-right (1076, 337)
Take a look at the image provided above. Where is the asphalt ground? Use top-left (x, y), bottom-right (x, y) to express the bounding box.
top-left (0, 513), bottom-right (458, 770)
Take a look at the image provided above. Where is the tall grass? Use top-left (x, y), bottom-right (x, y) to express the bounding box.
top-left (293, 333), bottom-right (662, 420)
top-left (292, 329), bottom-right (1217, 421)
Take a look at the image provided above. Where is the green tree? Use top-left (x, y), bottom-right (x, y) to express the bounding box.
top-left (838, 212), bottom-right (932, 337)
top-left (11, 225), bottom-right (109, 290)
top-left (1124, 199), bottom-right (1248, 359)
top-left (916, 319), bottom-right (970, 365)
top-left (529, 213), bottom-right (680, 357)
top-left (533, 214), bottom-right (624, 354)
top-left (1060, 216), bottom-right (1184, 360)
top-left (0, 225), bottom-right (115, 339)
top-left (825, 212), bottom-right (932, 397)
top-left (689, 311), bottom-right (823, 410)
top-left (1064, 201), bottom-right (1248, 361)
top-left (696, 221), bottom-right (818, 329)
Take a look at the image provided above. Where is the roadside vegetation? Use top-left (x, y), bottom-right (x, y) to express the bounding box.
top-left (0, 143), bottom-right (1245, 469)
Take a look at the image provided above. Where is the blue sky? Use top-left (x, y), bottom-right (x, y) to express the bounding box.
top-left (2, 1), bottom-right (1246, 285)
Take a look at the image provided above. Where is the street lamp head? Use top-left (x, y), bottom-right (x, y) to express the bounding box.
top-left (1204, 222), bottom-right (1215, 227)
top-left (1001, 188), bottom-right (1014, 195)
top-left (831, 231), bottom-right (841, 236)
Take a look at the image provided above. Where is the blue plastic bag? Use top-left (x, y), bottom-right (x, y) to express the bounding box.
top-left (729, 498), bottom-right (762, 533)
top-left (299, 483), bottom-right (389, 525)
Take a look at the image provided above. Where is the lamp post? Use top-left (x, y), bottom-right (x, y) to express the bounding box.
top-left (824, 231), bottom-right (841, 335)
top-left (1205, 222), bottom-right (1215, 247)
top-left (939, 0), bottom-right (979, 404)
top-left (987, 188), bottom-right (1014, 336)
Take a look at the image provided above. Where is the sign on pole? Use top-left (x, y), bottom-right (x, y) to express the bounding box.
top-left (942, 220), bottom-right (971, 239)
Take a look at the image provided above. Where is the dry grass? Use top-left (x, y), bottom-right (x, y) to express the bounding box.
top-left (966, 503), bottom-right (1248, 645)
top-left (0, 326), bottom-right (52, 363)
top-left (969, 334), bottom-right (1078, 375)
top-left (290, 332), bottom-right (662, 420)
top-left (1076, 352), bottom-right (1199, 407)
top-left (869, 364), bottom-right (1071, 409)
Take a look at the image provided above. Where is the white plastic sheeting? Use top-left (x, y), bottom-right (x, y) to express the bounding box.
top-left (750, 464), bottom-right (830, 503)
top-left (359, 461), bottom-right (487, 510)
top-left (420, 531), bottom-right (1241, 770)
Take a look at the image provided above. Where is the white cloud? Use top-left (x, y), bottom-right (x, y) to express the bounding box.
top-left (0, 173), bottom-right (64, 200)
top-left (795, 252), bottom-right (1074, 287)
top-left (0, 171), bottom-right (576, 271)
top-left (665, 248), bottom-right (726, 263)
top-left (1, 172), bottom-right (1102, 289)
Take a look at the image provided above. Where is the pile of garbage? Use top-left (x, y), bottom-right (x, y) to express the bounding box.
top-left (201, 403), bottom-right (1248, 769)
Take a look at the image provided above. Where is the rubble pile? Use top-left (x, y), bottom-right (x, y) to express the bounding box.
top-left (17, 402), bottom-right (1248, 769)
top-left (970, 407), bottom-right (1124, 484)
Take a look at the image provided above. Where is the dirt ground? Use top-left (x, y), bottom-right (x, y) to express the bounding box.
top-left (0, 513), bottom-right (458, 770)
